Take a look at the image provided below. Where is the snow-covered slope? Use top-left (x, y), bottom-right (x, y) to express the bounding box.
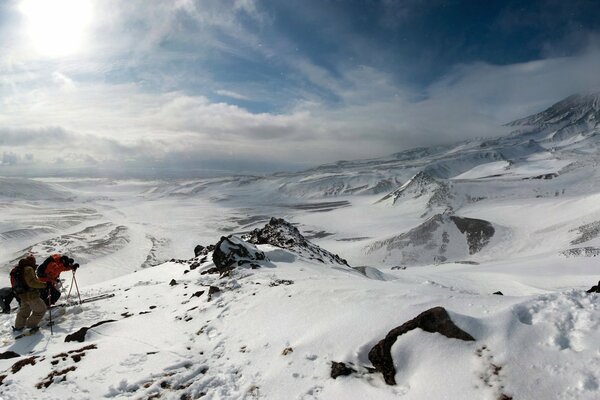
top-left (1, 227), bottom-right (599, 400)
top-left (2, 92), bottom-right (600, 398)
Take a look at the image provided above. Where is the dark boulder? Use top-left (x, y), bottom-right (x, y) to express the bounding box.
top-left (330, 361), bottom-right (356, 379)
top-left (493, 291), bottom-right (504, 295)
top-left (194, 244), bottom-right (215, 258)
top-left (368, 307), bottom-right (475, 385)
top-left (586, 280), bottom-right (600, 293)
top-left (65, 320), bottom-right (116, 343)
top-left (0, 351), bottom-right (20, 360)
top-left (212, 236), bottom-right (266, 272)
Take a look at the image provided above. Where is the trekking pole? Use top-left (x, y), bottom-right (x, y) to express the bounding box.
top-left (66, 272), bottom-right (76, 303)
top-left (47, 287), bottom-right (53, 335)
top-left (72, 271), bottom-right (82, 305)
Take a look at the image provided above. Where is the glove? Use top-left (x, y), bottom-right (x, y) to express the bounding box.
top-left (72, 263), bottom-right (79, 271)
top-left (46, 282), bottom-right (53, 289)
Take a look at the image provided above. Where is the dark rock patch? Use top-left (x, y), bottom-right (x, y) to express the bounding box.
top-left (493, 291), bottom-right (504, 295)
top-left (586, 280), bottom-right (600, 293)
top-left (191, 291), bottom-right (205, 298)
top-left (282, 347), bottom-right (293, 356)
top-left (200, 267), bottom-right (219, 275)
top-left (450, 216), bottom-right (495, 254)
top-left (11, 356), bottom-right (38, 373)
top-left (331, 361), bottom-right (356, 379)
top-left (36, 366), bottom-right (77, 389)
top-left (169, 279), bottom-right (178, 286)
top-left (207, 286), bottom-right (220, 301)
top-left (368, 307), bottom-right (475, 385)
top-left (561, 247), bottom-right (600, 257)
top-left (0, 351), bottom-right (20, 360)
top-left (212, 236), bottom-right (266, 272)
top-left (65, 320), bottom-right (116, 343)
top-left (269, 279), bottom-right (294, 287)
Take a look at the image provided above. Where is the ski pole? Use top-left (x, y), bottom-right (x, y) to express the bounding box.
top-left (47, 285), bottom-right (53, 335)
top-left (66, 273), bottom-right (75, 303)
top-left (72, 271), bottom-right (82, 305)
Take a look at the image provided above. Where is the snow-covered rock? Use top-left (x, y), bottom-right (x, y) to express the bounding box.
top-left (366, 214), bottom-right (495, 265)
top-left (244, 217), bottom-right (350, 268)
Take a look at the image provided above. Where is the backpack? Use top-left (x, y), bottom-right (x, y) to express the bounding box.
top-left (37, 255), bottom-right (56, 278)
top-left (10, 265), bottom-right (28, 294)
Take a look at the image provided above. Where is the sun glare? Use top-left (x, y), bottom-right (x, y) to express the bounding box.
top-left (19, 0), bottom-right (93, 57)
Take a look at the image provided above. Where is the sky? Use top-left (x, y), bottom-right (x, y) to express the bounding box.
top-left (1, 0), bottom-right (600, 177)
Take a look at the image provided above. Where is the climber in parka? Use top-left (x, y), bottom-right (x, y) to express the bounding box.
top-left (11, 256), bottom-right (47, 333)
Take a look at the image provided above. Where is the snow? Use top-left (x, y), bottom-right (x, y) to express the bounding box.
top-left (1, 93), bottom-right (600, 398)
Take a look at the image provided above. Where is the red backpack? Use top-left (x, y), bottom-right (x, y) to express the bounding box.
top-left (10, 265), bottom-right (28, 294)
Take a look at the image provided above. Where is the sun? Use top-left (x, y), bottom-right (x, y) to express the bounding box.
top-left (19, 0), bottom-right (93, 57)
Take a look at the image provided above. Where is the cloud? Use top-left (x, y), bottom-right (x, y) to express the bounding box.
top-left (215, 89), bottom-right (251, 101)
top-left (2, 45), bottom-right (600, 173)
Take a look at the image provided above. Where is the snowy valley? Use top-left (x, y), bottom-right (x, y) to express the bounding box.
top-left (1, 93), bottom-right (600, 399)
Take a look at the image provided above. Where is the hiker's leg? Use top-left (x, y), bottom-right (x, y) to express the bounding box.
top-left (15, 300), bottom-right (32, 329)
top-left (25, 298), bottom-right (47, 328)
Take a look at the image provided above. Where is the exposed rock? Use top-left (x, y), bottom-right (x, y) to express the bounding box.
top-left (194, 245), bottom-right (205, 257)
top-left (367, 214), bottom-right (495, 265)
top-left (169, 279), bottom-right (178, 286)
top-left (11, 356), bottom-right (38, 373)
top-left (282, 347), bottom-right (294, 356)
top-left (212, 236), bottom-right (266, 272)
top-left (368, 307), bottom-right (475, 385)
top-left (244, 218), bottom-right (349, 266)
top-left (449, 216), bottom-right (495, 254)
top-left (65, 320), bottom-right (116, 343)
top-left (191, 291), bottom-right (205, 298)
top-left (570, 221), bottom-right (600, 245)
top-left (330, 361), bottom-right (356, 379)
top-left (586, 281), bottom-right (600, 293)
top-left (269, 279), bottom-right (294, 287)
top-left (493, 291), bottom-right (504, 296)
top-left (561, 247), bottom-right (600, 257)
top-left (0, 351), bottom-right (20, 359)
top-left (376, 171), bottom-right (452, 212)
top-left (207, 286), bottom-right (220, 301)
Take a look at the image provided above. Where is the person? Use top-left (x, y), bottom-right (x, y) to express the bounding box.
top-left (13, 255), bottom-right (47, 332)
top-left (0, 287), bottom-right (16, 314)
top-left (37, 254), bottom-right (79, 306)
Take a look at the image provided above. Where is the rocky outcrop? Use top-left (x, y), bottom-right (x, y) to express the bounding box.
top-left (561, 247), bottom-right (600, 258)
top-left (449, 216), bottom-right (495, 254)
top-left (244, 218), bottom-right (350, 267)
top-left (368, 307), bottom-right (475, 385)
top-left (212, 236), bottom-right (267, 272)
top-left (587, 281), bottom-right (600, 293)
top-left (366, 214), bottom-right (495, 265)
top-left (377, 171), bottom-right (452, 212)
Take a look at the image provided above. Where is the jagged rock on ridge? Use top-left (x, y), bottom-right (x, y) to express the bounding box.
top-left (244, 217), bottom-right (350, 266)
top-left (368, 307), bottom-right (475, 385)
top-left (212, 236), bottom-right (266, 272)
top-left (586, 281), bottom-right (600, 293)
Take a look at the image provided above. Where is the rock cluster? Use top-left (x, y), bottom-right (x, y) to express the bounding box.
top-left (244, 218), bottom-right (349, 266)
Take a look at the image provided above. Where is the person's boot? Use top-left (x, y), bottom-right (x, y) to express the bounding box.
top-left (12, 326), bottom-right (23, 332)
top-left (27, 326), bottom-right (39, 334)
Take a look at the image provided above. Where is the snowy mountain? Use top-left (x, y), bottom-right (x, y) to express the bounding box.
top-left (2, 92), bottom-right (600, 399)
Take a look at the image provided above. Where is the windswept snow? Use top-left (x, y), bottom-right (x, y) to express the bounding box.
top-left (2, 92), bottom-right (600, 398)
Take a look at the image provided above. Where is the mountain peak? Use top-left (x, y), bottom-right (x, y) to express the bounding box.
top-left (508, 91), bottom-right (600, 130)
